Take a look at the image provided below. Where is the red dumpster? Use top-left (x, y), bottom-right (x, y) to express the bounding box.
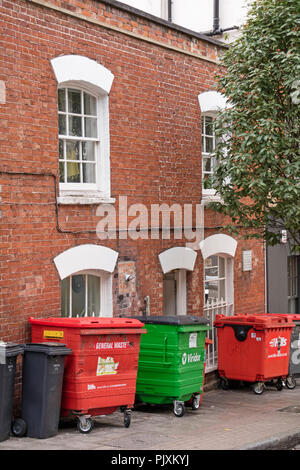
top-left (214, 314), bottom-right (295, 394)
top-left (29, 316), bottom-right (146, 432)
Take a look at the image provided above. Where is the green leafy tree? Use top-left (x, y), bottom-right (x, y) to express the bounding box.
top-left (207, 0), bottom-right (300, 250)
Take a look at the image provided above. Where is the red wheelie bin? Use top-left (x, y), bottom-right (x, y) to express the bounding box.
top-left (29, 316), bottom-right (146, 432)
top-left (214, 314), bottom-right (295, 394)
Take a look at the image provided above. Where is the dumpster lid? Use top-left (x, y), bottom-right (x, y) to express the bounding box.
top-left (24, 342), bottom-right (72, 356)
top-left (268, 313), bottom-right (300, 323)
top-left (130, 315), bottom-right (209, 326)
top-left (29, 316), bottom-right (144, 329)
top-left (214, 313), bottom-right (295, 329)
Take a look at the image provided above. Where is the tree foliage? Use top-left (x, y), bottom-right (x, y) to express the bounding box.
top-left (207, 0), bottom-right (300, 250)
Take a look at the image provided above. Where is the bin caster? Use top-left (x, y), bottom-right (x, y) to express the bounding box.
top-left (191, 394), bottom-right (200, 410)
top-left (286, 376), bottom-right (297, 390)
top-left (253, 381), bottom-right (265, 395)
top-left (220, 377), bottom-right (229, 390)
top-left (11, 418), bottom-right (27, 437)
top-left (77, 415), bottom-right (94, 434)
top-left (123, 410), bottom-right (131, 428)
top-left (276, 378), bottom-right (284, 391)
top-left (173, 400), bottom-right (185, 417)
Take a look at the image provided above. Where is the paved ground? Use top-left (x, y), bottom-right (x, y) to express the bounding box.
top-left (2, 379), bottom-right (300, 452)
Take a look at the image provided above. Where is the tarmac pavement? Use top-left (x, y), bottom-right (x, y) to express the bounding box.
top-left (2, 378), bottom-right (300, 453)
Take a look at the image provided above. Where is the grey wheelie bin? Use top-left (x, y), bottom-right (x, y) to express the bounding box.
top-left (12, 342), bottom-right (71, 439)
top-left (0, 342), bottom-right (24, 442)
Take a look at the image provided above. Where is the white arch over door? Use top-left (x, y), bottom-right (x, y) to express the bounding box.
top-left (158, 247), bottom-right (197, 274)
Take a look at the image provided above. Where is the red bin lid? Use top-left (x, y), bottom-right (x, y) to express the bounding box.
top-left (214, 313), bottom-right (295, 329)
top-left (268, 313), bottom-right (300, 322)
top-left (29, 316), bottom-right (144, 328)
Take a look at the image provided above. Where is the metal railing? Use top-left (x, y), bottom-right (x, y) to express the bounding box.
top-left (204, 297), bottom-right (233, 372)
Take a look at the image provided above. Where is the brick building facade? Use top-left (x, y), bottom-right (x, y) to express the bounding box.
top-left (0, 0), bottom-right (265, 383)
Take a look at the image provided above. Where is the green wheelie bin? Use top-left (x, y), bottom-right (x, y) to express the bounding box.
top-left (134, 316), bottom-right (210, 417)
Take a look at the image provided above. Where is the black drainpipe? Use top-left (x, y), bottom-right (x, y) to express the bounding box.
top-left (168, 0), bottom-right (172, 22)
top-left (202, 0), bottom-right (239, 36)
top-left (213, 0), bottom-right (220, 33)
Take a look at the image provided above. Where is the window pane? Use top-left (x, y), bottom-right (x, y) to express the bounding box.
top-left (205, 117), bottom-right (213, 136)
top-left (205, 267), bottom-right (218, 279)
top-left (82, 141), bottom-right (95, 161)
top-left (84, 93), bottom-right (97, 116)
top-left (59, 114), bottom-right (66, 135)
top-left (71, 275), bottom-right (86, 317)
top-left (59, 162), bottom-right (65, 183)
top-left (219, 279), bottom-right (225, 300)
top-left (59, 140), bottom-right (64, 160)
top-left (84, 117), bottom-right (97, 138)
top-left (67, 162), bottom-right (80, 183)
top-left (66, 141), bottom-right (80, 161)
top-left (68, 89), bottom-right (82, 114)
top-left (68, 115), bottom-right (82, 136)
top-left (87, 275), bottom-right (100, 316)
top-left (83, 163), bottom-right (96, 183)
top-left (205, 256), bottom-right (218, 268)
top-left (201, 117), bottom-right (205, 134)
top-left (58, 89), bottom-right (66, 112)
top-left (206, 281), bottom-right (218, 300)
top-left (203, 157), bottom-right (211, 173)
top-left (206, 136), bottom-right (214, 153)
top-left (61, 277), bottom-right (70, 317)
top-left (219, 257), bottom-right (225, 278)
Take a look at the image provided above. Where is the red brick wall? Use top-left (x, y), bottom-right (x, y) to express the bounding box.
top-left (0, 0), bottom-right (265, 349)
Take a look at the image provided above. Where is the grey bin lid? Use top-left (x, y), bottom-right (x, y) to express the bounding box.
top-left (131, 315), bottom-right (209, 326)
top-left (0, 342), bottom-right (24, 358)
top-left (24, 343), bottom-right (72, 356)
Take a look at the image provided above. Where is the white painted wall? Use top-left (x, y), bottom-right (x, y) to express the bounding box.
top-left (118, 0), bottom-right (163, 17)
top-left (118, 0), bottom-right (253, 42)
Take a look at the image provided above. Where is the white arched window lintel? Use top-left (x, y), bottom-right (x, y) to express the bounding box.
top-left (198, 90), bottom-right (232, 113)
top-left (54, 244), bottom-right (119, 280)
top-left (199, 234), bottom-right (237, 260)
top-left (51, 55), bottom-right (114, 95)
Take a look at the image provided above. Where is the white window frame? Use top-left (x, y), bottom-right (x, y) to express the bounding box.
top-left (61, 269), bottom-right (113, 318)
top-left (58, 87), bottom-right (99, 190)
top-left (51, 55), bottom-right (114, 204)
top-left (198, 91), bottom-right (231, 203)
top-left (202, 113), bottom-right (217, 193)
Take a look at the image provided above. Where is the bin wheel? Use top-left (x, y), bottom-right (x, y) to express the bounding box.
top-left (276, 378), bottom-right (284, 391)
top-left (253, 381), bottom-right (265, 395)
top-left (173, 401), bottom-right (185, 417)
top-left (286, 376), bottom-right (297, 390)
top-left (124, 411), bottom-right (131, 428)
top-left (77, 416), bottom-right (94, 434)
top-left (11, 418), bottom-right (27, 437)
top-left (220, 378), bottom-right (229, 390)
top-left (191, 394), bottom-right (200, 410)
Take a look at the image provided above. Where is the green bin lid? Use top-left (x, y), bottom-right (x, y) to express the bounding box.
top-left (131, 315), bottom-right (209, 326)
